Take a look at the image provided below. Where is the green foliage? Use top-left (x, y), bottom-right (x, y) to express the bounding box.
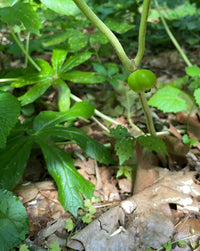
top-left (182, 134), bottom-right (197, 147)
top-left (137, 135), bottom-right (168, 155)
top-left (49, 242), bottom-right (62, 251)
top-left (65, 219), bottom-right (74, 232)
top-left (0, 2), bottom-right (41, 34)
top-left (79, 197), bottom-right (99, 224)
top-left (0, 189), bottom-right (29, 250)
top-left (0, 92), bottom-right (20, 148)
top-left (148, 87), bottom-right (187, 113)
top-left (116, 166), bottom-right (132, 179)
top-left (12, 48), bottom-right (104, 110)
top-left (115, 137), bottom-right (135, 165)
top-left (0, 100), bottom-right (113, 216)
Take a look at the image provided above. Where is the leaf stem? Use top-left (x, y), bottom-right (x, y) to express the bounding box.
top-left (138, 92), bottom-right (156, 136)
top-left (154, 0), bottom-right (192, 67)
top-left (134, 0), bottom-right (151, 67)
top-left (9, 26), bottom-right (41, 71)
top-left (73, 0), bottom-right (134, 72)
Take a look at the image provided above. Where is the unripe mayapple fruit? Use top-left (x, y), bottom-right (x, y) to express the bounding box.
top-left (128, 69), bottom-right (156, 92)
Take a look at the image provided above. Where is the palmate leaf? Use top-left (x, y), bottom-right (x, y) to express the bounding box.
top-left (0, 2), bottom-right (41, 34)
top-left (12, 59), bottom-right (54, 87)
top-left (53, 79), bottom-right (71, 112)
top-left (38, 126), bottom-right (114, 165)
top-left (19, 81), bottom-right (51, 106)
top-left (33, 100), bottom-right (95, 131)
top-left (51, 47), bottom-right (68, 75)
top-left (0, 92), bottom-right (20, 148)
top-left (61, 71), bottom-right (105, 84)
top-left (0, 135), bottom-right (33, 190)
top-left (60, 51), bottom-right (92, 73)
top-left (0, 189), bottom-right (29, 250)
top-left (39, 143), bottom-right (94, 217)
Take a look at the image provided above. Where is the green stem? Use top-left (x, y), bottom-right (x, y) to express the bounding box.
top-left (0, 78), bottom-right (18, 83)
top-left (134, 0), bottom-right (151, 67)
top-left (9, 26), bottom-right (41, 71)
top-left (73, 0), bottom-right (134, 72)
top-left (154, 0), bottom-right (192, 67)
top-left (138, 92), bottom-right (156, 136)
top-left (25, 32), bottom-right (30, 68)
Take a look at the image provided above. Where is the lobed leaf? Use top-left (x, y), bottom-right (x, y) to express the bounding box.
top-left (61, 71), bottom-right (105, 84)
top-left (60, 51), bottom-right (92, 73)
top-left (33, 100), bottom-right (95, 131)
top-left (53, 79), bottom-right (71, 112)
top-left (39, 143), bottom-right (94, 217)
top-left (38, 126), bottom-right (114, 165)
top-left (18, 81), bottom-right (51, 106)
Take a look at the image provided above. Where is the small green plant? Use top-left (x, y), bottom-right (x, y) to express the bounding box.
top-left (116, 166), bottom-right (133, 179)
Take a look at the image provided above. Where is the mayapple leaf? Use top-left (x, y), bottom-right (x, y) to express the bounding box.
top-left (0, 135), bottom-right (33, 190)
top-left (0, 92), bottom-right (20, 148)
top-left (148, 87), bottom-right (187, 113)
top-left (185, 65), bottom-right (200, 77)
top-left (53, 79), bottom-right (71, 112)
top-left (40, 0), bottom-right (80, 16)
top-left (38, 126), bottom-right (114, 165)
top-left (60, 51), bottom-right (92, 73)
top-left (0, 2), bottom-right (41, 34)
top-left (137, 135), bottom-right (168, 155)
top-left (33, 100), bottom-right (95, 131)
top-left (115, 137), bottom-right (135, 165)
top-left (194, 88), bottom-right (200, 107)
top-left (12, 59), bottom-right (54, 87)
top-left (61, 71), bottom-right (105, 84)
top-left (39, 143), bottom-right (94, 217)
top-left (18, 81), bottom-right (51, 106)
top-left (51, 47), bottom-right (68, 75)
top-left (110, 125), bottom-right (131, 139)
top-left (0, 189), bottom-right (29, 250)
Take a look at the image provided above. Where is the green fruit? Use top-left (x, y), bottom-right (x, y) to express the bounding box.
top-left (128, 69), bottom-right (156, 92)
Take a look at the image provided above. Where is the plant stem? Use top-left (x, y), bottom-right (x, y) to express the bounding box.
top-left (9, 26), bottom-right (41, 71)
top-left (0, 78), bottom-right (18, 83)
top-left (73, 0), bottom-right (134, 72)
top-left (134, 0), bottom-right (151, 67)
top-left (25, 32), bottom-right (30, 68)
top-left (138, 92), bottom-right (156, 136)
top-left (154, 0), bottom-right (192, 67)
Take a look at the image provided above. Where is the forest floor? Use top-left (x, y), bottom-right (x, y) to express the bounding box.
top-left (14, 48), bottom-right (200, 251)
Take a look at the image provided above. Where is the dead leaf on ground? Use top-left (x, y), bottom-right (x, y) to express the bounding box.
top-left (67, 170), bottom-right (200, 251)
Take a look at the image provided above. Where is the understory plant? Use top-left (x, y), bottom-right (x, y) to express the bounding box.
top-left (0, 0), bottom-right (200, 250)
